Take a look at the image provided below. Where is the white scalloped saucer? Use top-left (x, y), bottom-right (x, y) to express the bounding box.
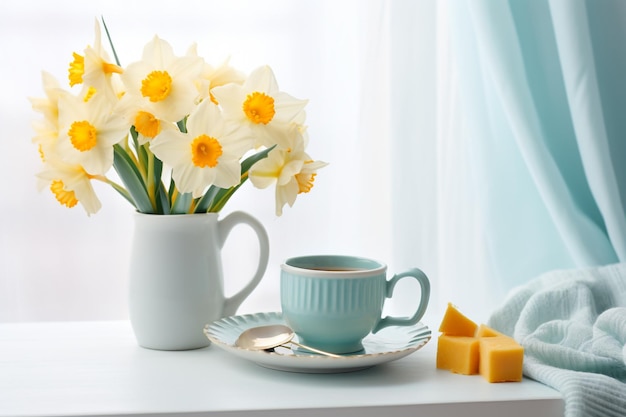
top-left (204, 312), bottom-right (431, 373)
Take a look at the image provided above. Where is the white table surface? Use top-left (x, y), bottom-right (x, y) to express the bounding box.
top-left (0, 320), bottom-right (564, 417)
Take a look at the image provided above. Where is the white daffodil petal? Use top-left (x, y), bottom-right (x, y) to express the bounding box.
top-left (169, 56), bottom-right (205, 81)
top-left (72, 178), bottom-right (102, 215)
top-left (173, 162), bottom-right (210, 197)
top-left (273, 92), bottom-right (308, 123)
top-left (245, 66), bottom-right (279, 93)
top-left (142, 36), bottom-right (175, 66)
top-left (275, 179), bottom-right (299, 216)
top-left (249, 169), bottom-right (278, 189)
top-left (212, 158), bottom-right (241, 189)
top-left (303, 160), bottom-right (330, 172)
top-left (120, 61), bottom-right (153, 93)
top-left (249, 122), bottom-right (292, 149)
top-left (249, 149), bottom-right (285, 184)
top-left (278, 159), bottom-right (305, 186)
top-left (211, 83), bottom-right (246, 121)
top-left (150, 129), bottom-right (189, 167)
top-left (186, 99), bottom-right (223, 137)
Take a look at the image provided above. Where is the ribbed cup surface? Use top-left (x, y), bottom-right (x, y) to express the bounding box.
top-left (280, 272), bottom-right (386, 353)
top-left (281, 274), bottom-right (384, 314)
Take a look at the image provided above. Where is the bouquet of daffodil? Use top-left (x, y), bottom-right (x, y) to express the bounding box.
top-left (30, 20), bottom-right (327, 216)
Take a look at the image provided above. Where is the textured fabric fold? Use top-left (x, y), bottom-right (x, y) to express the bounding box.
top-left (489, 263), bottom-right (626, 417)
top-left (467, 0), bottom-right (619, 267)
top-left (549, 0), bottom-right (626, 262)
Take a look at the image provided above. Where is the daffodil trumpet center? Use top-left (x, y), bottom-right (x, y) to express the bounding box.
top-left (141, 70), bottom-right (172, 102)
top-left (102, 62), bottom-right (123, 75)
top-left (209, 92), bottom-right (219, 105)
top-left (68, 120), bottom-right (98, 152)
top-left (134, 111), bottom-right (161, 138)
top-left (83, 86), bottom-right (97, 102)
top-left (68, 52), bottom-right (85, 87)
top-left (191, 134), bottom-right (223, 168)
top-left (50, 180), bottom-right (78, 208)
top-left (243, 91), bottom-right (275, 125)
top-left (296, 162), bottom-right (317, 194)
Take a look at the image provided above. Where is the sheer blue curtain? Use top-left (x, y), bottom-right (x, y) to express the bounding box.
top-left (385, 0), bottom-right (626, 321)
top-left (449, 0), bottom-right (626, 281)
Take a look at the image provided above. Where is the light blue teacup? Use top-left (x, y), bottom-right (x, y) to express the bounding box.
top-left (280, 255), bottom-right (430, 354)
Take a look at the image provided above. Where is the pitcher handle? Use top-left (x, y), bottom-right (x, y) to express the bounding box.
top-left (218, 211), bottom-right (270, 317)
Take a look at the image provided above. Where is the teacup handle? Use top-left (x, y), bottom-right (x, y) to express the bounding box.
top-left (218, 211), bottom-right (270, 317)
top-left (372, 268), bottom-right (430, 333)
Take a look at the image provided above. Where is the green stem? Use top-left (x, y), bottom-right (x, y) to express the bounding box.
top-left (171, 188), bottom-right (179, 206)
top-left (188, 197), bottom-right (200, 214)
top-left (92, 175), bottom-right (136, 208)
top-left (146, 149), bottom-right (157, 211)
top-left (211, 172), bottom-right (249, 213)
top-left (112, 144), bottom-right (154, 213)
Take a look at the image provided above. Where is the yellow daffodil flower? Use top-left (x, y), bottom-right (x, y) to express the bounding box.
top-left (36, 155), bottom-right (102, 215)
top-left (30, 71), bottom-right (62, 128)
top-left (56, 90), bottom-right (129, 175)
top-left (211, 66), bottom-right (308, 150)
top-left (121, 36), bottom-right (203, 125)
top-left (150, 98), bottom-right (253, 198)
top-left (114, 98), bottom-right (162, 144)
top-left (202, 59), bottom-right (246, 105)
top-left (29, 72), bottom-right (64, 157)
top-left (249, 127), bottom-right (327, 215)
top-left (81, 20), bottom-right (124, 101)
top-left (31, 119), bottom-right (57, 162)
top-left (186, 44), bottom-right (245, 105)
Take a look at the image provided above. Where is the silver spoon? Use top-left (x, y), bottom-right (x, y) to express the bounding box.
top-left (236, 324), bottom-right (342, 358)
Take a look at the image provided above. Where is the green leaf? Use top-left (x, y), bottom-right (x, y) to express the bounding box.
top-left (108, 181), bottom-right (136, 208)
top-left (171, 191), bottom-right (193, 214)
top-left (155, 183), bottom-right (170, 214)
top-left (177, 117), bottom-right (188, 133)
top-left (101, 17), bottom-right (121, 67)
top-left (151, 157), bottom-right (168, 213)
top-left (152, 149), bottom-right (163, 179)
top-left (242, 144), bottom-right (276, 174)
top-left (193, 185), bottom-right (220, 213)
top-left (130, 125), bottom-right (139, 145)
top-left (113, 144), bottom-right (154, 213)
top-left (168, 176), bottom-right (176, 200)
top-left (132, 131), bottom-right (149, 176)
top-left (196, 145), bottom-right (276, 213)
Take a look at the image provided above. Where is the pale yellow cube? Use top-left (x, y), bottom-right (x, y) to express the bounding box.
top-left (438, 303), bottom-right (478, 336)
top-left (479, 337), bottom-right (524, 382)
top-left (436, 335), bottom-right (479, 375)
top-left (475, 323), bottom-right (506, 338)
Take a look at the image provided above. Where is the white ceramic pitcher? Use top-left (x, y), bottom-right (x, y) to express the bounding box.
top-left (128, 211), bottom-right (269, 350)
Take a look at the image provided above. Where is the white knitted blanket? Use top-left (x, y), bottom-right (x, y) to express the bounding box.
top-left (489, 262), bottom-right (626, 417)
